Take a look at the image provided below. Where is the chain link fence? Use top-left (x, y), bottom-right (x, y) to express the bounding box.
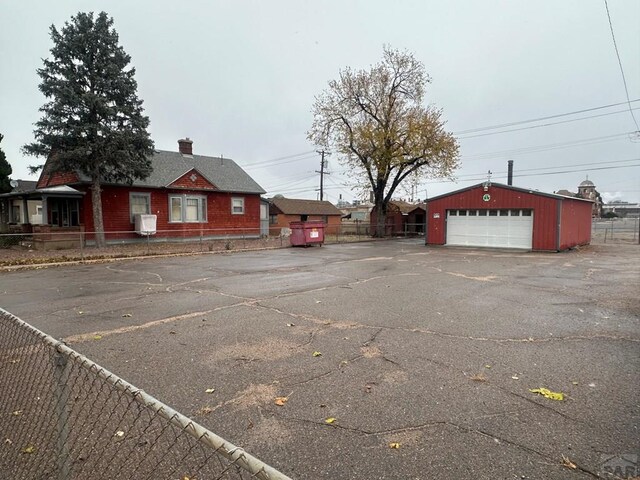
top-left (0, 308), bottom-right (291, 480)
top-left (591, 217), bottom-right (639, 244)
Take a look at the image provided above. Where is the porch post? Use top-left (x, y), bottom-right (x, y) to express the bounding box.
top-left (21, 196), bottom-right (29, 224)
top-left (41, 196), bottom-right (48, 225)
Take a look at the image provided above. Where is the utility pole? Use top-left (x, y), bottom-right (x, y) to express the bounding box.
top-left (316, 150), bottom-right (330, 201)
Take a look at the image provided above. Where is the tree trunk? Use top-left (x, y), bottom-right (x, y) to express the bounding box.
top-left (375, 200), bottom-right (387, 238)
top-left (91, 178), bottom-right (106, 248)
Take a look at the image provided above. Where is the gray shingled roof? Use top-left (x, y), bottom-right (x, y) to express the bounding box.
top-left (76, 150), bottom-right (265, 194)
top-left (270, 198), bottom-right (342, 216)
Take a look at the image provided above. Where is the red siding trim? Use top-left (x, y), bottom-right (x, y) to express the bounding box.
top-left (37, 171), bottom-right (80, 189)
top-left (168, 169), bottom-right (217, 190)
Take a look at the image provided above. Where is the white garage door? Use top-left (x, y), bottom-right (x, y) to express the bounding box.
top-left (446, 209), bottom-right (533, 249)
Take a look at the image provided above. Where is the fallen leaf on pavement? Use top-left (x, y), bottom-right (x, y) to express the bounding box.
top-left (205, 388), bottom-right (215, 394)
top-left (484, 365), bottom-right (491, 369)
top-left (114, 431), bottom-right (125, 438)
top-left (93, 335), bottom-right (102, 340)
top-left (561, 454), bottom-right (577, 469)
top-left (325, 417), bottom-right (336, 424)
top-left (312, 351), bottom-right (322, 357)
top-left (122, 313), bottom-right (132, 317)
top-left (12, 410), bottom-right (22, 416)
top-left (529, 387), bottom-right (564, 401)
top-left (4, 439), bottom-right (12, 445)
top-left (471, 373), bottom-right (487, 382)
top-left (389, 442), bottom-right (401, 449)
top-left (274, 397), bottom-right (288, 406)
top-left (286, 323), bottom-right (295, 327)
top-left (22, 444), bottom-right (36, 454)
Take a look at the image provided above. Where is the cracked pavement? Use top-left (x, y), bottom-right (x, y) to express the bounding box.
top-left (1, 239), bottom-right (638, 479)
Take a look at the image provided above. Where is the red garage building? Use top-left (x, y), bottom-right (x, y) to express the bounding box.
top-left (426, 183), bottom-right (593, 251)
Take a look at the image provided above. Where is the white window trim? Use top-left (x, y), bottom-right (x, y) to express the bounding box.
top-left (231, 197), bottom-right (245, 215)
top-left (130, 192), bottom-right (151, 222)
top-left (169, 194), bottom-right (207, 223)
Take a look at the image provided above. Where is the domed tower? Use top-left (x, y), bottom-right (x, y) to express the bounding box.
top-left (577, 177), bottom-right (602, 217)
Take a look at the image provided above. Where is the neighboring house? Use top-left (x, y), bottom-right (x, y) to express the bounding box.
top-left (370, 200), bottom-right (426, 235)
top-left (268, 197), bottom-right (342, 235)
top-left (2, 138), bottom-right (265, 246)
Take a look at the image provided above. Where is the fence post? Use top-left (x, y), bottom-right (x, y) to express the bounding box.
top-left (54, 350), bottom-right (71, 480)
top-left (79, 232), bottom-right (84, 263)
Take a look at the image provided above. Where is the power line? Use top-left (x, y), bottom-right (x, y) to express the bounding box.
top-left (241, 150), bottom-right (316, 168)
top-left (454, 157), bottom-right (639, 179)
top-left (456, 108), bottom-right (640, 139)
top-left (453, 99), bottom-right (640, 135)
top-left (429, 161), bottom-right (640, 185)
top-left (243, 154), bottom-right (317, 170)
top-left (604, 0), bottom-right (640, 131)
top-left (462, 132), bottom-right (632, 160)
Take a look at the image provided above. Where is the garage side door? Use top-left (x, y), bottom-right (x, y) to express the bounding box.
top-left (446, 209), bottom-right (533, 249)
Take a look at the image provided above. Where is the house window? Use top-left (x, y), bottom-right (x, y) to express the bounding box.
top-left (499, 210), bottom-right (509, 216)
top-left (301, 214), bottom-right (308, 221)
top-left (522, 209), bottom-right (532, 216)
top-left (130, 193), bottom-right (151, 222)
top-left (231, 197), bottom-right (245, 214)
top-left (169, 195), bottom-right (207, 223)
top-left (269, 214), bottom-right (278, 225)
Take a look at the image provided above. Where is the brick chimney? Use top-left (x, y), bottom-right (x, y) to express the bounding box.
top-left (178, 138), bottom-right (193, 155)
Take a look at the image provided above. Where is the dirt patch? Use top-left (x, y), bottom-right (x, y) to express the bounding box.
top-left (209, 337), bottom-right (303, 363)
top-left (361, 345), bottom-right (382, 358)
top-left (382, 369), bottom-right (408, 384)
top-left (234, 384), bottom-right (278, 409)
top-left (246, 417), bottom-right (292, 448)
top-left (383, 429), bottom-right (424, 447)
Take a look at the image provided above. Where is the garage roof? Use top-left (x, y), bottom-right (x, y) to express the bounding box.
top-left (428, 182), bottom-right (594, 203)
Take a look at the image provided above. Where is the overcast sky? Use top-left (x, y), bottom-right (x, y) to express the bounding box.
top-left (1, 0), bottom-right (638, 204)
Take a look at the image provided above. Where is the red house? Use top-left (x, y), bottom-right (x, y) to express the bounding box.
top-left (32, 138), bottom-right (266, 244)
top-left (426, 183), bottom-right (593, 251)
top-left (370, 201), bottom-right (426, 236)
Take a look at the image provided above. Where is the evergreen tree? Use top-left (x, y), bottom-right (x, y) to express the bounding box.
top-left (0, 134), bottom-right (12, 194)
top-left (23, 11), bottom-right (154, 247)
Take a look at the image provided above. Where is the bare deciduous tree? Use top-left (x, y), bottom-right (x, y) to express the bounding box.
top-left (308, 46), bottom-right (459, 236)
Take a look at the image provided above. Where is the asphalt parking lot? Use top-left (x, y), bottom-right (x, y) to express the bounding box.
top-left (1, 239), bottom-right (638, 479)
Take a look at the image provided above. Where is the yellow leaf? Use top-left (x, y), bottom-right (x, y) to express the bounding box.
top-left (274, 397), bottom-right (288, 406)
top-left (312, 351), bottom-right (322, 357)
top-left (114, 431), bottom-right (125, 438)
top-left (12, 410), bottom-right (22, 416)
top-left (484, 365), bottom-right (491, 369)
top-left (389, 442), bottom-right (401, 449)
top-left (205, 388), bottom-right (215, 394)
top-left (22, 444), bottom-right (36, 454)
top-left (529, 387), bottom-right (564, 401)
top-left (325, 417), bottom-right (336, 424)
top-left (93, 335), bottom-right (102, 340)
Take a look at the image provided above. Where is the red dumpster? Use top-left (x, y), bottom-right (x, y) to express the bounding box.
top-left (290, 221), bottom-right (325, 247)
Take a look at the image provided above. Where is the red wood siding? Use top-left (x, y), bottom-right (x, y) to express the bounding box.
top-left (80, 186), bottom-right (261, 238)
top-left (37, 171), bottom-right (80, 189)
top-left (426, 185), bottom-right (561, 251)
top-left (559, 198), bottom-right (592, 249)
top-left (168, 169), bottom-right (217, 190)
